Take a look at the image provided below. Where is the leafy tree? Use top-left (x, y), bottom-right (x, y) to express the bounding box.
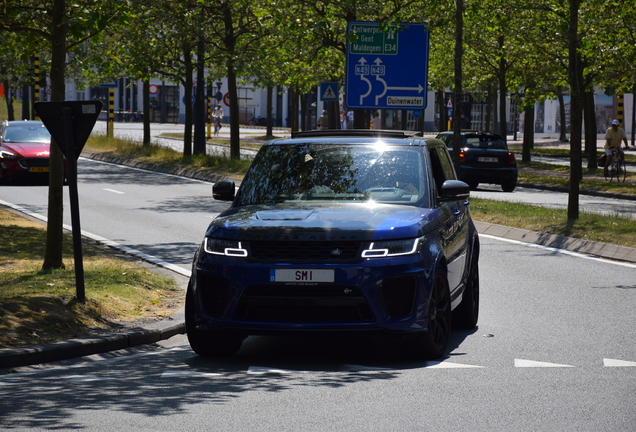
top-left (1, 0), bottom-right (128, 271)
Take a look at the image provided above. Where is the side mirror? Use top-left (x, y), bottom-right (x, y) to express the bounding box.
top-left (212, 180), bottom-right (236, 201)
top-left (439, 179), bottom-right (470, 202)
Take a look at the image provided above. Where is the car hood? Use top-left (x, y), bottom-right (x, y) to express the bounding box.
top-left (1, 142), bottom-right (51, 158)
top-left (206, 203), bottom-right (442, 242)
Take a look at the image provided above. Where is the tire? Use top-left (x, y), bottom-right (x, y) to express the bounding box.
top-left (466, 180), bottom-right (479, 190)
top-left (452, 248), bottom-right (479, 329)
top-left (501, 179), bottom-right (516, 192)
top-left (404, 272), bottom-right (452, 360)
top-left (185, 282), bottom-right (243, 357)
top-left (617, 159), bottom-right (627, 183)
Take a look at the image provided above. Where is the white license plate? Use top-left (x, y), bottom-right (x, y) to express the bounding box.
top-left (477, 157), bottom-right (498, 163)
top-left (270, 269), bottom-right (334, 283)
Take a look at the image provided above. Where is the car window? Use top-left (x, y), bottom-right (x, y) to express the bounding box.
top-left (235, 143), bottom-right (429, 206)
top-left (464, 136), bottom-right (507, 150)
top-left (428, 146), bottom-right (456, 197)
top-left (3, 124), bottom-right (51, 143)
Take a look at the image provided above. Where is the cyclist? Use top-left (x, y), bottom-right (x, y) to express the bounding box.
top-left (212, 104), bottom-right (224, 134)
top-left (604, 119), bottom-right (629, 176)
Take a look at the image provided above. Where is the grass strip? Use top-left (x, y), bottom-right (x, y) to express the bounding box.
top-left (470, 198), bottom-right (636, 248)
top-left (0, 208), bottom-right (183, 348)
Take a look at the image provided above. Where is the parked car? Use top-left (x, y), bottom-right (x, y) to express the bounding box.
top-left (0, 120), bottom-right (54, 181)
top-left (435, 131), bottom-right (518, 192)
top-left (187, 129), bottom-right (480, 360)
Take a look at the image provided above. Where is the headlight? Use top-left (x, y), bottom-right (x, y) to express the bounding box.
top-left (203, 238), bottom-right (248, 257)
top-left (361, 236), bottom-right (423, 258)
top-left (0, 150), bottom-right (18, 159)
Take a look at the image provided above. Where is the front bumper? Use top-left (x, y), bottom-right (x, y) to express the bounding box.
top-left (190, 252), bottom-right (436, 334)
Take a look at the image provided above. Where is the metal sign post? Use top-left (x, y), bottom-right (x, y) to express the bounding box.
top-left (34, 101), bottom-right (103, 303)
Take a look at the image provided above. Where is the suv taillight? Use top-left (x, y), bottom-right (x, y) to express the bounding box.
top-left (459, 150), bottom-right (466, 163)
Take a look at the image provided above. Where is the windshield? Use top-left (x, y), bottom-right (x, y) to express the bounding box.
top-left (3, 124), bottom-right (51, 143)
top-left (235, 143), bottom-right (429, 206)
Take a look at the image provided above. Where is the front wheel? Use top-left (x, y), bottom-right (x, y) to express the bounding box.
top-left (617, 158), bottom-right (627, 183)
top-left (452, 248), bottom-right (479, 329)
top-left (404, 273), bottom-right (451, 360)
top-left (185, 283), bottom-right (243, 357)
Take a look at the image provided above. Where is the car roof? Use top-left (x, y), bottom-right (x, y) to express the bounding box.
top-left (437, 130), bottom-right (503, 139)
top-left (3, 120), bottom-right (45, 128)
top-left (267, 129), bottom-right (445, 147)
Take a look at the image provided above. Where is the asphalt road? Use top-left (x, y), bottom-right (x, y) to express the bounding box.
top-left (0, 158), bottom-right (635, 431)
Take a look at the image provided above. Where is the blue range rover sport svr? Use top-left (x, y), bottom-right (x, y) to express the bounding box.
top-left (186, 130), bottom-right (480, 359)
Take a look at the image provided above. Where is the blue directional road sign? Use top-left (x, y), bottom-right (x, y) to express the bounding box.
top-left (345, 22), bottom-right (429, 110)
top-left (320, 82), bottom-right (339, 101)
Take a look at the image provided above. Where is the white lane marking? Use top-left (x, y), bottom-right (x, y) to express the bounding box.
top-left (424, 361), bottom-right (484, 369)
top-left (161, 370), bottom-right (223, 378)
top-left (481, 234), bottom-right (636, 269)
top-left (247, 366), bottom-right (297, 375)
top-left (65, 375), bottom-right (122, 382)
top-left (515, 359), bottom-right (575, 368)
top-left (103, 188), bottom-right (125, 194)
top-left (604, 358), bottom-right (636, 367)
top-left (0, 198), bottom-right (191, 278)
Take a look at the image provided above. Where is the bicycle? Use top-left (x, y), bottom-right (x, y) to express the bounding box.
top-left (604, 148), bottom-right (627, 182)
top-left (213, 116), bottom-right (222, 136)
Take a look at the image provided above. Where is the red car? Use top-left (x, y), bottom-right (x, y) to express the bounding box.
top-left (0, 120), bottom-right (57, 182)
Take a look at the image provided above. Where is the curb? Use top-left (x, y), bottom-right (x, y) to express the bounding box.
top-left (474, 221), bottom-right (636, 264)
top-left (0, 321), bottom-right (185, 370)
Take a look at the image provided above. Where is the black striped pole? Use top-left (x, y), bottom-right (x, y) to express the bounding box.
top-left (108, 87), bottom-right (115, 137)
top-left (33, 53), bottom-right (40, 120)
top-left (617, 93), bottom-right (624, 127)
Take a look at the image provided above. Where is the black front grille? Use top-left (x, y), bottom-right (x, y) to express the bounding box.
top-left (198, 273), bottom-right (231, 318)
top-left (233, 284), bottom-right (374, 323)
top-left (19, 158), bottom-right (49, 169)
top-left (249, 241), bottom-right (363, 263)
top-left (379, 276), bottom-right (418, 319)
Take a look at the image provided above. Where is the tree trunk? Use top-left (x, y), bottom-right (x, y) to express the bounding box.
top-left (567, 0), bottom-right (582, 220)
top-left (485, 89), bottom-right (492, 133)
top-left (42, 0), bottom-right (67, 271)
top-left (522, 104), bottom-right (534, 162)
top-left (2, 77), bottom-right (15, 120)
top-left (437, 90), bottom-right (446, 131)
top-left (143, 79), bottom-right (150, 146)
top-left (193, 36), bottom-right (206, 155)
top-left (266, 86), bottom-right (273, 136)
top-left (290, 87), bottom-right (299, 132)
top-left (498, 37), bottom-right (507, 142)
top-left (583, 89), bottom-right (597, 169)
top-left (557, 87), bottom-right (568, 142)
top-left (452, 0), bottom-right (464, 173)
top-left (21, 83), bottom-right (30, 120)
top-left (182, 45), bottom-right (193, 157)
top-left (227, 61), bottom-right (241, 159)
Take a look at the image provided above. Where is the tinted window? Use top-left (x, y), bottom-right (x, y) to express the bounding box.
top-left (236, 143), bottom-right (429, 206)
top-left (3, 124), bottom-right (51, 143)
